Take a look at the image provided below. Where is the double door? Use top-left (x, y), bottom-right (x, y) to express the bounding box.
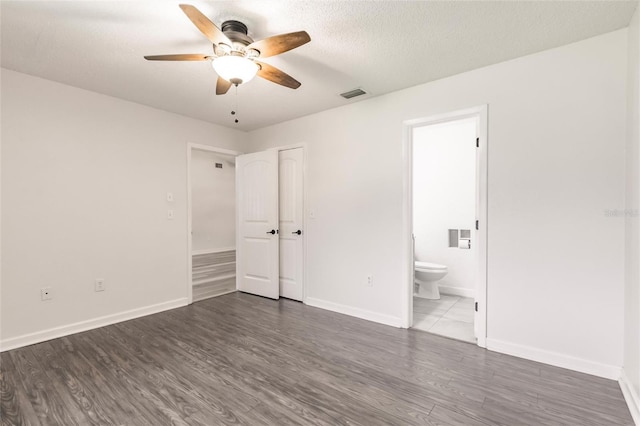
top-left (236, 148), bottom-right (304, 300)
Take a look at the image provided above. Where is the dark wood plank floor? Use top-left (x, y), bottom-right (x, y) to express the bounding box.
top-left (1, 292), bottom-right (633, 425)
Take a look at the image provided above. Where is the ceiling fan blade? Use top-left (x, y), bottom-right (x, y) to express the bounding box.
top-left (247, 31), bottom-right (310, 58)
top-left (179, 4), bottom-right (232, 46)
top-left (216, 77), bottom-right (232, 95)
top-left (144, 54), bottom-right (210, 61)
top-left (255, 61), bottom-right (301, 89)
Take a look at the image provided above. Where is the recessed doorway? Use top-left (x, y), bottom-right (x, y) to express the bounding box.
top-left (402, 106), bottom-right (488, 347)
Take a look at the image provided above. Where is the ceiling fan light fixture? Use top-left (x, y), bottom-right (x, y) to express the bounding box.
top-left (145, 5), bottom-right (310, 94)
top-left (212, 56), bottom-right (259, 85)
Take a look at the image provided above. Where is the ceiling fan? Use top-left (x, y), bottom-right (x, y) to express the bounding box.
top-left (145, 4), bottom-right (311, 95)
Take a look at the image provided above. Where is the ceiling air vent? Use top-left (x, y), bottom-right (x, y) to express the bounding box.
top-left (340, 88), bottom-right (367, 99)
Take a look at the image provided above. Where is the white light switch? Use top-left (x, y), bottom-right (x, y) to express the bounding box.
top-left (95, 279), bottom-right (105, 292)
top-left (167, 192), bottom-right (174, 202)
top-left (167, 210), bottom-right (174, 220)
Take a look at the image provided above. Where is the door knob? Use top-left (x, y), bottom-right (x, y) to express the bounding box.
top-left (292, 230), bottom-right (302, 235)
top-left (266, 229), bottom-right (276, 235)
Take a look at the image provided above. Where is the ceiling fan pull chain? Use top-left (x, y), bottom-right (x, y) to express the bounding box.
top-left (231, 85), bottom-right (239, 124)
top-left (231, 84), bottom-right (238, 124)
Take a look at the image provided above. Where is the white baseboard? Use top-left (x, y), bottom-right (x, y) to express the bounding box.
top-left (0, 298), bottom-right (188, 352)
top-left (486, 338), bottom-right (621, 380)
top-left (439, 285), bottom-right (476, 298)
top-left (305, 297), bottom-right (403, 328)
top-left (192, 247), bottom-right (236, 256)
top-left (620, 369), bottom-right (640, 425)
top-left (193, 289), bottom-right (237, 302)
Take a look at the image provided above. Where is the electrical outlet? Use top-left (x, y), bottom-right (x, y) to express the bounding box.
top-left (41, 287), bottom-right (53, 301)
top-left (365, 275), bottom-right (373, 287)
top-left (95, 279), bottom-right (105, 292)
top-left (167, 209), bottom-right (174, 220)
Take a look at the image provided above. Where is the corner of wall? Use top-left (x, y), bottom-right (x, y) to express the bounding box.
top-left (624, 5), bottom-right (640, 422)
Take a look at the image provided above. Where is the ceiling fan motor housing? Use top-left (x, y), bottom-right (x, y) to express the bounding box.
top-left (221, 20), bottom-right (254, 48)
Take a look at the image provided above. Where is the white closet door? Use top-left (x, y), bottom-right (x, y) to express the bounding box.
top-left (278, 148), bottom-right (304, 301)
top-left (236, 150), bottom-right (279, 299)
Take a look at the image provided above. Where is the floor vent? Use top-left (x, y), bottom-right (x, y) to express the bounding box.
top-left (340, 88), bottom-right (367, 99)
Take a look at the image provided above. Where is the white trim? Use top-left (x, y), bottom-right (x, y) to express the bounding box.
top-left (486, 338), bottom-right (622, 380)
top-left (192, 247), bottom-right (236, 256)
top-left (305, 297), bottom-right (403, 328)
top-left (0, 298), bottom-right (188, 352)
top-left (475, 106), bottom-right (488, 348)
top-left (439, 285), bottom-right (476, 298)
top-left (401, 105), bottom-right (488, 348)
top-left (620, 369), bottom-right (640, 425)
top-left (213, 289), bottom-right (238, 298)
top-left (187, 143), bottom-right (243, 304)
top-left (265, 142), bottom-right (306, 152)
top-left (193, 289), bottom-right (238, 303)
top-left (302, 145), bottom-right (308, 303)
top-left (188, 143), bottom-right (242, 156)
top-left (401, 122), bottom-right (414, 328)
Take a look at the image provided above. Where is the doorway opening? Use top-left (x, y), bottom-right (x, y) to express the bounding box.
top-left (187, 144), bottom-right (242, 304)
top-left (402, 106), bottom-right (488, 347)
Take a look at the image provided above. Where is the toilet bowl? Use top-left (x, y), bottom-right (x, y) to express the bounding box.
top-left (414, 261), bottom-right (448, 299)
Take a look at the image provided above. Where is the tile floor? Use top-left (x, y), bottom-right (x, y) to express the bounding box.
top-left (412, 294), bottom-right (476, 343)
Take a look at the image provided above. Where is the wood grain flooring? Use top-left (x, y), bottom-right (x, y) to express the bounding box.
top-left (192, 251), bottom-right (236, 302)
top-left (1, 292), bottom-right (633, 425)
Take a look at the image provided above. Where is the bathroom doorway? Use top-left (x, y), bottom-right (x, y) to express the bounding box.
top-left (402, 106), bottom-right (488, 347)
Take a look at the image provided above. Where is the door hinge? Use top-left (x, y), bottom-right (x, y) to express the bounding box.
top-left (475, 220), bottom-right (479, 230)
top-left (475, 302), bottom-right (478, 312)
top-left (476, 137), bottom-right (479, 148)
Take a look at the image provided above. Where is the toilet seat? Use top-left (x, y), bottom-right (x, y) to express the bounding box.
top-left (415, 261), bottom-right (447, 272)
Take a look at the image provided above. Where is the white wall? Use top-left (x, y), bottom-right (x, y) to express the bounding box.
top-left (623, 5), bottom-right (640, 422)
top-left (413, 119), bottom-right (476, 292)
top-left (247, 30), bottom-right (627, 377)
top-left (191, 150), bottom-right (236, 253)
top-left (0, 69), bottom-right (247, 347)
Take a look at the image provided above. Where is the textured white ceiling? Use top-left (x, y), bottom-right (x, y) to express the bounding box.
top-left (1, 1), bottom-right (637, 131)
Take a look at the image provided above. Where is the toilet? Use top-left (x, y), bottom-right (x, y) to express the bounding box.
top-left (414, 261), bottom-right (448, 299)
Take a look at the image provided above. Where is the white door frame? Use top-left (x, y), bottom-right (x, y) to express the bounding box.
top-left (186, 143), bottom-right (243, 304)
top-left (401, 105), bottom-right (488, 347)
top-left (263, 143), bottom-right (308, 302)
